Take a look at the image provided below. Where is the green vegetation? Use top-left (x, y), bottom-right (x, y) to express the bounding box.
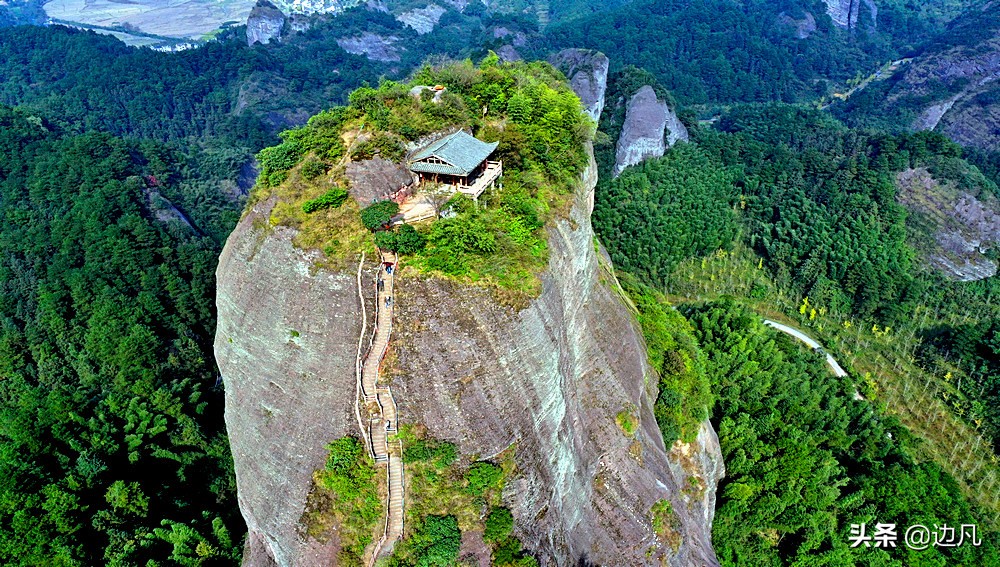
top-left (540, 0), bottom-right (978, 105)
top-left (650, 499), bottom-right (681, 551)
top-left (483, 506), bottom-right (514, 543)
top-left (615, 405), bottom-right (639, 437)
top-left (302, 187), bottom-right (349, 214)
top-left (593, 97), bottom-right (1000, 562)
top-left (618, 277), bottom-right (711, 445)
top-left (390, 426), bottom-right (535, 566)
top-left (595, 144), bottom-right (739, 284)
top-left (0, 107), bottom-right (242, 564)
top-left (306, 437), bottom-right (381, 565)
top-left (832, 2), bottom-right (1000, 136)
top-left (375, 224), bottom-right (428, 255)
top-left (397, 515), bottom-right (461, 566)
top-left (685, 300), bottom-right (999, 566)
top-left (464, 461), bottom-right (503, 498)
top-left (256, 56), bottom-right (591, 298)
top-left (361, 200), bottom-right (401, 231)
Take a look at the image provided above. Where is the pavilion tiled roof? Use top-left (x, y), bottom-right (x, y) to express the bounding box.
top-left (408, 130), bottom-right (498, 177)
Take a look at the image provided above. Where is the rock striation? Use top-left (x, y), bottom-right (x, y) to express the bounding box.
top-left (246, 0), bottom-right (287, 46)
top-left (396, 4), bottom-right (447, 34)
top-left (896, 168), bottom-right (1000, 281)
top-left (216, 143), bottom-right (723, 565)
top-left (823, 0), bottom-right (877, 29)
top-left (613, 85), bottom-right (688, 177)
top-left (336, 32), bottom-right (401, 62)
top-left (549, 49), bottom-right (610, 124)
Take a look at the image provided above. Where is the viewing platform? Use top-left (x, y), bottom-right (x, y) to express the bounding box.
top-left (457, 160), bottom-right (502, 200)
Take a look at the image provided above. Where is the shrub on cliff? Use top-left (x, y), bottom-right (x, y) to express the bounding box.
top-left (313, 437), bottom-right (381, 563)
top-left (374, 224), bottom-right (427, 254)
top-left (302, 187), bottom-right (348, 213)
top-left (621, 276), bottom-right (713, 445)
top-left (360, 200), bottom-right (400, 231)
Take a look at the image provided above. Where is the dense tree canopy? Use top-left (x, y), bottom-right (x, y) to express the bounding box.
top-left (687, 300), bottom-right (999, 567)
top-left (0, 107), bottom-right (242, 565)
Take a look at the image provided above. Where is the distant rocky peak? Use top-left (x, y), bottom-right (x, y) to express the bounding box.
top-left (549, 48), bottom-right (610, 123)
top-left (823, 0), bottom-right (877, 30)
top-left (613, 85), bottom-right (688, 177)
top-left (246, 0), bottom-right (287, 46)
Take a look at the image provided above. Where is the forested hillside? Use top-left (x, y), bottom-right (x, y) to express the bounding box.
top-left (832, 0), bottom-right (1000, 153)
top-left (0, 107), bottom-right (243, 565)
top-left (538, 0), bottom-right (981, 105)
top-left (594, 103), bottom-right (1000, 565)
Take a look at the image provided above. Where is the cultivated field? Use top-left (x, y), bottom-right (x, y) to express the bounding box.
top-left (43, 0), bottom-right (255, 39)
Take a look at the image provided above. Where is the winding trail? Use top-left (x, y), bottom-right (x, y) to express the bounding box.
top-left (358, 250), bottom-right (405, 565)
top-left (763, 319), bottom-right (865, 402)
top-left (762, 319), bottom-right (848, 378)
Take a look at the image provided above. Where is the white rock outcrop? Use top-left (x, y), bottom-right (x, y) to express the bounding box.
top-left (613, 85), bottom-right (688, 177)
top-left (246, 0), bottom-right (287, 46)
top-left (549, 49), bottom-right (610, 124)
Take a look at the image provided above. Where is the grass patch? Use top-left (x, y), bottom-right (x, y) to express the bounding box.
top-left (650, 499), bottom-right (682, 552)
top-left (389, 426), bottom-right (536, 565)
top-left (298, 437), bottom-right (382, 566)
top-left (615, 405), bottom-right (639, 437)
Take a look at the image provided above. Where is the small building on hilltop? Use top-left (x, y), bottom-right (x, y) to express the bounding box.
top-left (408, 130), bottom-right (502, 201)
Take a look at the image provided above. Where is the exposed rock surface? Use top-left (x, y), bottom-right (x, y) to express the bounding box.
top-left (345, 157), bottom-right (415, 204)
top-left (396, 3), bottom-right (447, 34)
top-left (823, 0), bottom-right (877, 29)
top-left (902, 38), bottom-right (1000, 150)
top-left (861, 2), bottom-right (1000, 150)
top-left (216, 145), bottom-right (723, 566)
top-left (143, 184), bottom-right (197, 232)
top-left (613, 85), bottom-right (688, 177)
top-left (336, 32), bottom-right (401, 62)
top-left (216, 197), bottom-right (371, 566)
top-left (246, 0), bottom-right (287, 46)
top-left (549, 49), bottom-right (610, 123)
top-left (496, 44), bottom-right (522, 62)
top-left (896, 168), bottom-right (1000, 281)
top-left (777, 10), bottom-right (817, 39)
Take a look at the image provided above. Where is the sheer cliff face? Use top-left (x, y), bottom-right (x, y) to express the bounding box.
top-left (215, 147), bottom-right (723, 566)
top-left (549, 49), bottom-right (610, 124)
top-left (246, 0), bottom-right (286, 46)
top-left (216, 208), bottom-right (366, 566)
top-left (823, 0), bottom-right (877, 29)
top-left (613, 86), bottom-right (689, 178)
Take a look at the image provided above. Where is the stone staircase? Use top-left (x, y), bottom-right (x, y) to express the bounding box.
top-left (357, 250), bottom-right (405, 564)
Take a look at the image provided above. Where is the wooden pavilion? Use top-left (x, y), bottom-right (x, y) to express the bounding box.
top-left (408, 130), bottom-right (503, 201)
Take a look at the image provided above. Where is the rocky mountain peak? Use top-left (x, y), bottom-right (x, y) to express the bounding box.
top-left (246, 0), bottom-right (287, 46)
top-left (823, 0), bottom-right (877, 30)
top-left (216, 143), bottom-right (723, 566)
top-left (549, 49), bottom-right (610, 123)
top-left (613, 85), bottom-right (689, 177)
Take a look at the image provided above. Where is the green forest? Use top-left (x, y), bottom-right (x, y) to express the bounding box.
top-left (593, 100), bottom-right (1000, 564)
top-left (538, 0), bottom-right (978, 105)
top-left (0, 107), bottom-right (242, 564)
top-left (688, 300), bottom-right (998, 566)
